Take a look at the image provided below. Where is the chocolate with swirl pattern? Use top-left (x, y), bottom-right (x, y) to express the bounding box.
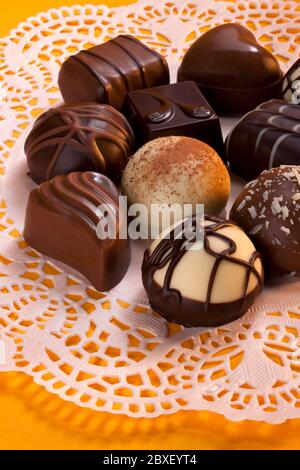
top-left (142, 216), bottom-right (264, 327)
top-left (25, 103), bottom-right (135, 184)
top-left (23, 172), bottom-right (131, 291)
top-left (58, 35), bottom-right (170, 111)
top-left (123, 81), bottom-right (224, 158)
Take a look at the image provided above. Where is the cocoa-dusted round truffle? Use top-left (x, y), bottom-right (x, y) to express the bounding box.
top-left (230, 166), bottom-right (300, 277)
top-left (121, 136), bottom-right (230, 235)
top-left (142, 216), bottom-right (264, 327)
top-left (25, 103), bottom-right (135, 184)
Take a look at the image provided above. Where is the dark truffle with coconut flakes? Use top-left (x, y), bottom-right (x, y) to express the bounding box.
top-left (230, 166), bottom-right (300, 277)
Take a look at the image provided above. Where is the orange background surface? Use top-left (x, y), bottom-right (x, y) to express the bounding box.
top-left (0, 0), bottom-right (300, 450)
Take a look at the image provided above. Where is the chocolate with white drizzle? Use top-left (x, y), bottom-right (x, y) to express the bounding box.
top-left (123, 81), bottom-right (224, 158)
top-left (282, 58), bottom-right (300, 104)
top-left (58, 35), bottom-right (170, 111)
top-left (25, 103), bottom-right (135, 184)
top-left (230, 166), bottom-right (300, 277)
top-left (226, 99), bottom-right (300, 181)
top-left (142, 216), bottom-right (264, 327)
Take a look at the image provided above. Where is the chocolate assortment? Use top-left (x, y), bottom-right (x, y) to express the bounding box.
top-left (177, 23), bottom-right (283, 114)
top-left (58, 35), bottom-right (170, 111)
top-left (25, 103), bottom-right (135, 184)
top-left (142, 216), bottom-right (264, 327)
top-left (21, 26), bottom-right (300, 325)
top-left (282, 58), bottom-right (300, 104)
top-left (226, 100), bottom-right (300, 180)
top-left (24, 172), bottom-right (131, 291)
top-left (123, 81), bottom-right (224, 157)
top-left (230, 166), bottom-right (300, 277)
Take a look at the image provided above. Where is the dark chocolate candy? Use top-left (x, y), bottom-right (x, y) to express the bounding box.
top-left (226, 99), bottom-right (300, 181)
top-left (23, 172), bottom-right (131, 291)
top-left (58, 35), bottom-right (170, 111)
top-left (123, 81), bottom-right (224, 158)
top-left (25, 103), bottom-right (135, 184)
top-left (230, 166), bottom-right (300, 277)
top-left (177, 23), bottom-right (283, 115)
top-left (282, 58), bottom-right (300, 104)
top-left (142, 216), bottom-right (264, 327)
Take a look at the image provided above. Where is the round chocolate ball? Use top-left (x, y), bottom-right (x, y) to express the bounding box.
top-left (25, 103), bottom-right (135, 184)
top-left (230, 166), bottom-right (300, 277)
top-left (121, 136), bottom-right (230, 235)
top-left (142, 216), bottom-right (264, 327)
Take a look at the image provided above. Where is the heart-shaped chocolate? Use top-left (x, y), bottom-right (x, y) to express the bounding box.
top-left (177, 23), bottom-right (283, 114)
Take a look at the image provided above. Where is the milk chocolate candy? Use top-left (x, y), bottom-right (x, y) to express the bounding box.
top-left (25, 103), bottom-right (135, 184)
top-left (123, 81), bottom-right (224, 157)
top-left (58, 35), bottom-right (170, 111)
top-left (177, 23), bottom-right (283, 115)
top-left (23, 172), bottom-right (130, 291)
top-left (142, 216), bottom-right (264, 327)
top-left (282, 58), bottom-right (300, 104)
top-left (226, 99), bottom-right (300, 181)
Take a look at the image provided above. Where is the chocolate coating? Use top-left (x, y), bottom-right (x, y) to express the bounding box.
top-left (23, 172), bottom-right (131, 291)
top-left (58, 35), bottom-right (170, 111)
top-left (142, 216), bottom-right (264, 327)
top-left (123, 81), bottom-right (224, 158)
top-left (282, 58), bottom-right (300, 104)
top-left (25, 103), bottom-right (135, 184)
top-left (230, 166), bottom-right (300, 277)
top-left (226, 99), bottom-right (300, 181)
top-left (177, 23), bottom-right (283, 115)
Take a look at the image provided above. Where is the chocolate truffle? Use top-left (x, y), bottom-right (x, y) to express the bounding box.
top-left (282, 58), bottom-right (300, 104)
top-left (58, 35), bottom-right (170, 111)
top-left (226, 100), bottom-right (300, 181)
top-left (121, 136), bottom-right (230, 235)
top-left (230, 166), bottom-right (300, 277)
top-left (123, 81), bottom-right (224, 158)
top-left (142, 216), bottom-right (264, 327)
top-left (23, 172), bottom-right (130, 291)
top-left (177, 23), bottom-right (283, 114)
top-left (25, 103), bottom-right (135, 184)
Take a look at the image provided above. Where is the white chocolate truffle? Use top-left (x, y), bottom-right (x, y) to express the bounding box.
top-left (142, 216), bottom-right (264, 327)
top-left (121, 136), bottom-right (230, 234)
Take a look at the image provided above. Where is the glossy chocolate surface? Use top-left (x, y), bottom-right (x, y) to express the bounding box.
top-left (230, 167), bottom-right (300, 277)
top-left (142, 216), bottom-right (263, 327)
top-left (282, 58), bottom-right (300, 104)
top-left (25, 103), bottom-right (135, 184)
top-left (123, 81), bottom-right (224, 158)
top-left (226, 99), bottom-right (300, 181)
top-left (177, 23), bottom-right (283, 114)
top-left (23, 172), bottom-right (131, 291)
top-left (58, 35), bottom-right (170, 111)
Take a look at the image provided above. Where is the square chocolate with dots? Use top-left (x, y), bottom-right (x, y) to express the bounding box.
top-left (123, 81), bottom-right (224, 159)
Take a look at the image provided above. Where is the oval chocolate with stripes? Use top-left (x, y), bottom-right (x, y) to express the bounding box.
top-left (226, 99), bottom-right (300, 181)
top-left (58, 35), bottom-right (169, 111)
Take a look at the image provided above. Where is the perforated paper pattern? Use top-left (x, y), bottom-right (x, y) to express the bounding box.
top-left (0, 0), bottom-right (300, 423)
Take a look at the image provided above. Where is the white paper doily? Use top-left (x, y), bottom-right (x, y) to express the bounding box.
top-left (0, 0), bottom-right (300, 423)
